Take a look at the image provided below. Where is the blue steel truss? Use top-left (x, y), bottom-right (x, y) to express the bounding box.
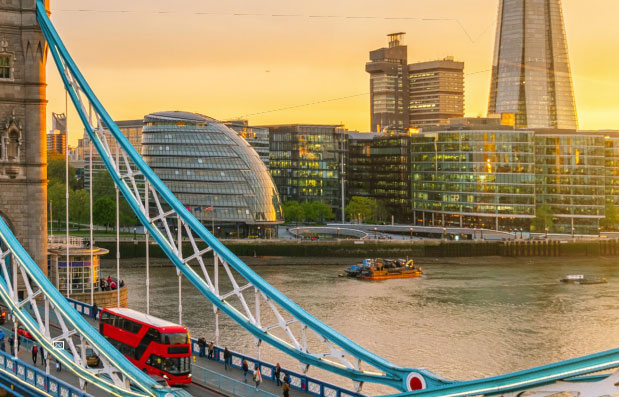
top-left (14, 0), bottom-right (615, 395)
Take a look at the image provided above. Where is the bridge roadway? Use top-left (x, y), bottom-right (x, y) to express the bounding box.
top-left (2, 307), bottom-right (311, 397)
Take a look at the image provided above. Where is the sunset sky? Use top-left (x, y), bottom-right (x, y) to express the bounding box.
top-left (46, 0), bottom-right (619, 145)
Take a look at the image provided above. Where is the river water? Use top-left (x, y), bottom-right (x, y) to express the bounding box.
top-left (102, 257), bottom-right (619, 395)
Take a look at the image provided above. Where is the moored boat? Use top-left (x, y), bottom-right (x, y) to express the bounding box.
top-left (560, 274), bottom-right (607, 285)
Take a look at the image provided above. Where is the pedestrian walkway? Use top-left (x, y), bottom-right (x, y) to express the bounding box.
top-left (192, 353), bottom-right (303, 397)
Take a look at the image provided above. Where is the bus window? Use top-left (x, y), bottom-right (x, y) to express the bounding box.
top-left (161, 333), bottom-right (188, 345)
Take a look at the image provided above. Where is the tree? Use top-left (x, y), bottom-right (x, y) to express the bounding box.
top-left (601, 203), bottom-right (619, 231)
top-left (69, 189), bottom-right (89, 230)
top-left (47, 181), bottom-right (66, 229)
top-left (283, 201), bottom-right (304, 224)
top-left (533, 204), bottom-right (554, 232)
top-left (48, 153), bottom-right (80, 190)
top-left (92, 171), bottom-right (116, 201)
top-left (311, 201), bottom-right (334, 223)
top-left (345, 196), bottom-right (378, 224)
top-left (93, 197), bottom-right (115, 232)
top-left (301, 202), bottom-right (319, 223)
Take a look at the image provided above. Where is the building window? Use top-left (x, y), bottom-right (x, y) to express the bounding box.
top-left (7, 130), bottom-right (19, 161)
top-left (0, 55), bottom-right (11, 79)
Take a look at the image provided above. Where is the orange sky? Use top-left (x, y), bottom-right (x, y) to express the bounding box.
top-left (45, 0), bottom-right (619, 145)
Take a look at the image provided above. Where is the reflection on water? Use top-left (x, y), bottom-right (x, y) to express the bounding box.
top-left (102, 258), bottom-right (619, 395)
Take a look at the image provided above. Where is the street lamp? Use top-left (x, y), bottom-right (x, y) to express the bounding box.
top-left (442, 227), bottom-right (447, 241)
top-left (473, 227), bottom-right (477, 241)
top-left (520, 227), bottom-right (523, 239)
top-left (257, 226), bottom-right (261, 239)
top-left (217, 226), bottom-right (221, 238)
top-left (133, 227), bottom-right (136, 240)
top-left (373, 227), bottom-right (377, 240)
top-left (545, 227), bottom-right (548, 239)
top-left (598, 227), bottom-right (601, 238)
top-left (337, 227), bottom-right (340, 240)
top-left (571, 227), bottom-right (575, 240)
top-left (410, 227), bottom-right (413, 241)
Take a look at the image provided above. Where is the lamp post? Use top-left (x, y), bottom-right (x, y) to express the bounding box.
top-left (520, 227), bottom-right (523, 239)
top-left (257, 226), bottom-right (261, 239)
top-left (545, 227), bottom-right (548, 240)
top-left (442, 227), bottom-right (446, 241)
top-left (373, 227), bottom-right (377, 240)
top-left (410, 227), bottom-right (413, 241)
top-left (473, 227), bottom-right (477, 241)
top-left (337, 227), bottom-right (340, 240)
top-left (133, 227), bottom-right (136, 240)
top-left (217, 226), bottom-right (221, 238)
top-left (571, 227), bottom-right (575, 240)
top-left (598, 227), bottom-right (601, 238)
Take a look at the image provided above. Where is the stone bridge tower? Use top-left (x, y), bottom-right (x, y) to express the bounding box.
top-left (0, 0), bottom-right (49, 273)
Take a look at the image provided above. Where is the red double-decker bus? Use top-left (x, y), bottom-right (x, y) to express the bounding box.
top-left (99, 308), bottom-right (192, 385)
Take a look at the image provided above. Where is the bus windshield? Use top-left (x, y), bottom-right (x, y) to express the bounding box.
top-left (161, 333), bottom-right (188, 345)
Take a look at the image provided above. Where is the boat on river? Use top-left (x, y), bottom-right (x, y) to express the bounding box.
top-left (560, 274), bottom-right (607, 285)
top-left (342, 258), bottom-right (422, 280)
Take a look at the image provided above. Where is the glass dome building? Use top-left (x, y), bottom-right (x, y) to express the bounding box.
top-left (142, 111), bottom-right (283, 238)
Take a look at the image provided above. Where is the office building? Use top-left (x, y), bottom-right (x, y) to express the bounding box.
top-left (366, 34), bottom-right (464, 131)
top-left (82, 119), bottom-right (144, 189)
top-left (488, 0), bottom-right (578, 129)
top-left (224, 120), bottom-right (270, 168)
top-left (47, 112), bottom-right (67, 156)
top-left (142, 111), bottom-right (283, 238)
top-left (408, 58), bottom-right (464, 128)
top-left (347, 132), bottom-right (412, 221)
top-left (366, 33), bottom-right (409, 132)
top-left (267, 124), bottom-right (347, 218)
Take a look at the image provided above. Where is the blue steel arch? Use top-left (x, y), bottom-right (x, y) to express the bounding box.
top-left (33, 1), bottom-right (619, 395)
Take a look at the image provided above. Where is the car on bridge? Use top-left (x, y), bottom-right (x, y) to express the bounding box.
top-left (17, 326), bottom-right (34, 340)
top-left (0, 311), bottom-right (5, 325)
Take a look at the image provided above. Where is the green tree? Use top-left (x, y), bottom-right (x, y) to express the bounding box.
top-left (345, 196), bottom-right (378, 224)
top-left (69, 189), bottom-right (90, 230)
top-left (283, 201), bottom-right (304, 224)
top-left (93, 196), bottom-right (115, 232)
top-left (47, 181), bottom-right (66, 229)
top-left (92, 171), bottom-right (116, 201)
top-left (301, 201), bottom-right (319, 223)
top-left (311, 201), bottom-right (334, 223)
top-left (48, 153), bottom-right (80, 190)
top-left (533, 204), bottom-right (554, 232)
top-left (601, 202), bottom-right (619, 231)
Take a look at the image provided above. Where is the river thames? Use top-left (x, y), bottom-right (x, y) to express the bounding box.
top-left (102, 257), bottom-right (618, 395)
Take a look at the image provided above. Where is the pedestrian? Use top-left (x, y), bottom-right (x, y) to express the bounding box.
top-left (56, 359), bottom-right (61, 372)
top-left (92, 303), bottom-right (98, 320)
top-left (274, 362), bottom-right (282, 386)
top-left (283, 373), bottom-right (290, 385)
top-left (39, 345), bottom-right (45, 366)
top-left (120, 280), bottom-right (125, 288)
top-left (198, 338), bottom-right (206, 357)
top-left (223, 347), bottom-right (232, 370)
top-left (32, 344), bottom-right (38, 364)
top-left (283, 381), bottom-right (290, 397)
top-left (107, 275), bottom-right (111, 284)
top-left (207, 341), bottom-right (214, 359)
top-left (8, 336), bottom-right (13, 353)
top-left (110, 281), bottom-right (117, 290)
top-left (242, 359), bottom-right (249, 382)
top-left (253, 367), bottom-right (262, 389)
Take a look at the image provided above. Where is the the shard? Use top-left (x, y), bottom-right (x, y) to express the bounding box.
top-left (488, 0), bottom-right (578, 129)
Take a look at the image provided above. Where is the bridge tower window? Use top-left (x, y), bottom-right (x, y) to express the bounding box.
top-left (0, 55), bottom-right (11, 79)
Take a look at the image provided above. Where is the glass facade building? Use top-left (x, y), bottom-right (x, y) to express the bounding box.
top-left (346, 119), bottom-right (619, 234)
top-left (409, 126), bottom-right (536, 230)
top-left (534, 131), bottom-right (605, 234)
top-left (488, 0), bottom-right (578, 129)
top-left (224, 120), bottom-right (270, 168)
top-left (267, 124), bottom-right (347, 218)
top-left (347, 132), bottom-right (412, 221)
top-left (142, 111), bottom-right (283, 238)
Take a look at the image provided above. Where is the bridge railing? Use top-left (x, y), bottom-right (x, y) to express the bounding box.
top-left (192, 364), bottom-right (278, 397)
top-left (0, 349), bottom-right (88, 397)
top-left (66, 297), bottom-right (364, 397)
top-left (191, 340), bottom-right (364, 397)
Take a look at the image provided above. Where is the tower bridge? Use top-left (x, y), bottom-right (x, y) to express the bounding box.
top-left (0, 0), bottom-right (615, 396)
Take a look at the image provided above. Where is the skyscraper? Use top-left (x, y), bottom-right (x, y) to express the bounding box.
top-left (409, 57), bottom-right (464, 128)
top-left (366, 33), bottom-right (409, 132)
top-left (488, 0), bottom-right (578, 129)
